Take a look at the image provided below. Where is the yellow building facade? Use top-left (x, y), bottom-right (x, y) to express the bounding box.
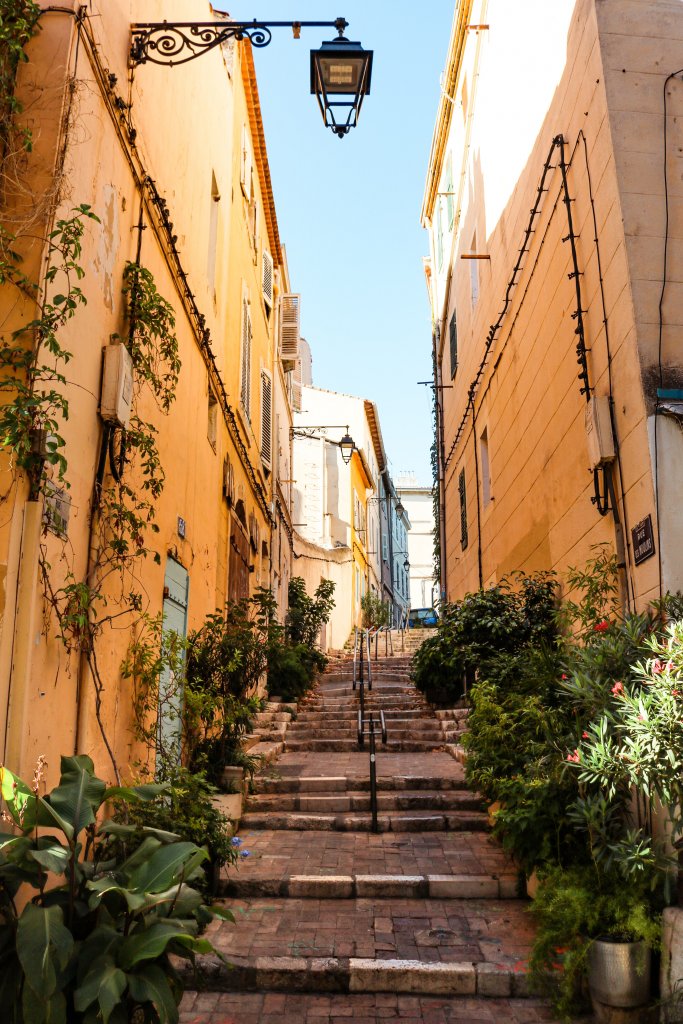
top-left (0, 1), bottom-right (294, 784)
top-left (423, 0), bottom-right (683, 612)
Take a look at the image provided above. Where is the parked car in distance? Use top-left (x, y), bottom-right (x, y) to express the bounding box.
top-left (408, 607), bottom-right (439, 628)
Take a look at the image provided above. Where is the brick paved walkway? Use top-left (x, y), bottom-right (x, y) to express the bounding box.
top-left (180, 648), bottom-right (578, 1022)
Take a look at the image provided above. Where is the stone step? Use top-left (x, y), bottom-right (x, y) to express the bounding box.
top-left (284, 738), bottom-right (444, 753)
top-left (297, 708), bottom-right (430, 720)
top-left (179, 992), bottom-right (565, 1022)
top-left (245, 790), bottom-right (484, 814)
top-left (188, 896), bottom-right (533, 997)
top-left (220, 871), bottom-right (519, 900)
top-left (252, 773), bottom-right (469, 794)
top-left (286, 720), bottom-right (446, 737)
top-left (238, 809), bottom-right (490, 832)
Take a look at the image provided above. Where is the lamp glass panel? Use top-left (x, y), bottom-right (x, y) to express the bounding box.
top-left (319, 55), bottom-right (365, 93)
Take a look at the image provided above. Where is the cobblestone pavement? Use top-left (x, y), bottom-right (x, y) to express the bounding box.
top-left (179, 991), bottom-right (579, 1023)
top-left (205, 896), bottom-right (535, 966)
top-left (226, 830), bottom-right (515, 881)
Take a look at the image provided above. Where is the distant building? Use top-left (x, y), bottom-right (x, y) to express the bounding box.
top-left (396, 474), bottom-right (438, 611)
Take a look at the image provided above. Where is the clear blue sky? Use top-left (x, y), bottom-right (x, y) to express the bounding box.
top-left (233, 1), bottom-right (455, 486)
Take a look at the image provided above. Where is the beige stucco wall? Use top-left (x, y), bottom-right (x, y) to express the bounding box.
top-left (0, 1), bottom-right (286, 784)
top-left (425, 0), bottom-right (680, 609)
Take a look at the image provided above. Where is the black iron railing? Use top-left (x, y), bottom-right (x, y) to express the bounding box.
top-left (354, 626), bottom-right (387, 833)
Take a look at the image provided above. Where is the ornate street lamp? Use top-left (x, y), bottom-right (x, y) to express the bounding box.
top-left (291, 424), bottom-right (356, 464)
top-left (338, 431), bottom-right (355, 465)
top-left (129, 15), bottom-right (372, 138)
top-left (310, 26), bottom-right (373, 138)
top-left (395, 500), bottom-right (405, 517)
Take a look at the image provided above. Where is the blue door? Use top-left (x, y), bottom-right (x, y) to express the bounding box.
top-left (158, 557), bottom-right (189, 770)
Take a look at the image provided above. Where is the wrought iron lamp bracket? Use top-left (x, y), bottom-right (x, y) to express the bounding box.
top-left (130, 17), bottom-right (348, 67)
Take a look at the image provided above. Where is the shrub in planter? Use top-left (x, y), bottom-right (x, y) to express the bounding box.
top-left (0, 755), bottom-right (231, 1024)
top-left (361, 592), bottom-right (390, 629)
top-left (529, 862), bottom-right (661, 1021)
top-left (411, 572), bottom-right (557, 707)
top-left (113, 765), bottom-right (239, 898)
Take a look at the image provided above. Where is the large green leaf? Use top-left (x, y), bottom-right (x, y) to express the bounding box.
top-left (141, 882), bottom-right (204, 918)
top-left (119, 836), bottom-right (163, 875)
top-left (0, 766), bottom-right (37, 830)
top-left (74, 959), bottom-right (127, 1024)
top-left (119, 922), bottom-right (203, 970)
top-left (128, 963), bottom-right (179, 1024)
top-left (28, 840), bottom-right (71, 875)
top-left (17, 904), bottom-right (73, 1000)
top-left (45, 759), bottom-right (106, 837)
top-left (127, 842), bottom-right (206, 895)
top-left (99, 820), bottom-right (180, 844)
top-left (75, 925), bottom-right (123, 985)
top-left (86, 877), bottom-right (147, 913)
top-left (22, 981), bottom-right (67, 1024)
top-left (103, 783), bottom-right (168, 802)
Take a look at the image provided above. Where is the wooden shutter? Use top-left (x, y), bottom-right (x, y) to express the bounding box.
top-left (449, 310), bottom-right (458, 379)
top-left (459, 468), bottom-right (468, 550)
top-left (240, 297), bottom-right (252, 420)
top-left (240, 124), bottom-right (252, 199)
top-left (280, 293), bottom-right (300, 369)
top-left (223, 456), bottom-right (234, 505)
top-left (229, 517), bottom-right (250, 602)
top-left (260, 369), bottom-right (272, 469)
top-left (262, 250), bottom-right (274, 307)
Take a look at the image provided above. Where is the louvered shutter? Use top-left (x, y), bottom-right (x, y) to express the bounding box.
top-left (459, 468), bottom-right (468, 550)
top-left (260, 369), bottom-right (272, 469)
top-left (223, 456), bottom-right (234, 505)
top-left (262, 250), bottom-right (274, 307)
top-left (449, 310), bottom-right (458, 379)
top-left (280, 293), bottom-right (300, 369)
top-left (240, 298), bottom-right (252, 420)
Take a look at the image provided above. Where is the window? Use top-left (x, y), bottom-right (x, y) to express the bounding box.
top-left (449, 309), bottom-right (458, 378)
top-left (469, 229), bottom-right (479, 307)
top-left (240, 296), bottom-right (252, 421)
top-left (480, 428), bottom-right (491, 506)
top-left (240, 124), bottom-right (252, 199)
top-left (207, 172), bottom-right (220, 295)
top-left (459, 468), bottom-right (468, 550)
top-left (207, 390), bottom-right (218, 449)
top-left (381, 532), bottom-right (388, 562)
top-left (461, 75), bottom-right (468, 123)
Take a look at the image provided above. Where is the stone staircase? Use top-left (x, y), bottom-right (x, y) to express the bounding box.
top-left (180, 635), bottom-right (566, 1024)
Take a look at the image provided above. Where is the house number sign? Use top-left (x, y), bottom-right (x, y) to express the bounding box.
top-left (631, 514), bottom-right (655, 566)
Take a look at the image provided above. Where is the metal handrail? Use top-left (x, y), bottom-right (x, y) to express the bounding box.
top-left (356, 682), bottom-right (388, 833)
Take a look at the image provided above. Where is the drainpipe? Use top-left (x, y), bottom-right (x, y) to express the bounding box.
top-left (4, 496), bottom-right (43, 775)
top-left (433, 327), bottom-right (448, 603)
top-left (0, 492), bottom-right (28, 763)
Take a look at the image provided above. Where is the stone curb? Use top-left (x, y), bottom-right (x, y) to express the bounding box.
top-left (253, 774), bottom-right (468, 794)
top-left (183, 953), bottom-right (531, 998)
top-left (219, 871), bottom-right (521, 900)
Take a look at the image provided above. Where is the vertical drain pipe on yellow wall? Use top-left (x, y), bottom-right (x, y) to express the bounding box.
top-left (4, 498), bottom-right (43, 776)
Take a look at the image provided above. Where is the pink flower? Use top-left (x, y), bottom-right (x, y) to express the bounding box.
top-left (667, 660), bottom-right (675, 673)
top-left (673, 690), bottom-right (680, 697)
top-left (566, 749), bottom-right (581, 763)
top-left (582, 731), bottom-right (589, 739)
top-left (561, 674), bottom-right (568, 681)
top-left (611, 681), bottom-right (624, 695)
top-left (653, 660), bottom-right (664, 675)
top-left (594, 620), bottom-right (610, 632)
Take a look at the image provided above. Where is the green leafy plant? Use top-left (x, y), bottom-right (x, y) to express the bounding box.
top-left (529, 863), bottom-right (662, 1021)
top-left (285, 576), bottom-right (335, 649)
top-left (0, 0), bottom-right (41, 156)
top-left (113, 766), bottom-right (239, 898)
top-left (0, 755), bottom-right (231, 1023)
top-left (412, 571), bottom-right (558, 706)
top-left (361, 591), bottom-right (390, 629)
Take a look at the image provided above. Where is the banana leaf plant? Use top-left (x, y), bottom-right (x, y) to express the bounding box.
top-left (0, 755), bottom-right (232, 1024)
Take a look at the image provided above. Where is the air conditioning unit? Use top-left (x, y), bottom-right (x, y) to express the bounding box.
top-left (100, 343), bottom-right (133, 428)
top-left (585, 395), bottom-right (615, 469)
top-left (280, 293), bottom-right (300, 371)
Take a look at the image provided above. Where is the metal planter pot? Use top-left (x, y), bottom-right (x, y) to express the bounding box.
top-left (588, 938), bottom-right (651, 1009)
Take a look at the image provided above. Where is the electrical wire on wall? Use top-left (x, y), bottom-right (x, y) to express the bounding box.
top-left (442, 130), bottom-right (635, 609)
top-left (654, 68), bottom-right (683, 599)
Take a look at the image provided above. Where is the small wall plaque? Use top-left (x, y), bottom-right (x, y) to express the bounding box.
top-left (632, 514), bottom-right (655, 566)
top-left (177, 516), bottom-right (186, 539)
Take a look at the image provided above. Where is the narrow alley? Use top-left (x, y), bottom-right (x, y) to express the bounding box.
top-left (179, 634), bottom-right (570, 1024)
